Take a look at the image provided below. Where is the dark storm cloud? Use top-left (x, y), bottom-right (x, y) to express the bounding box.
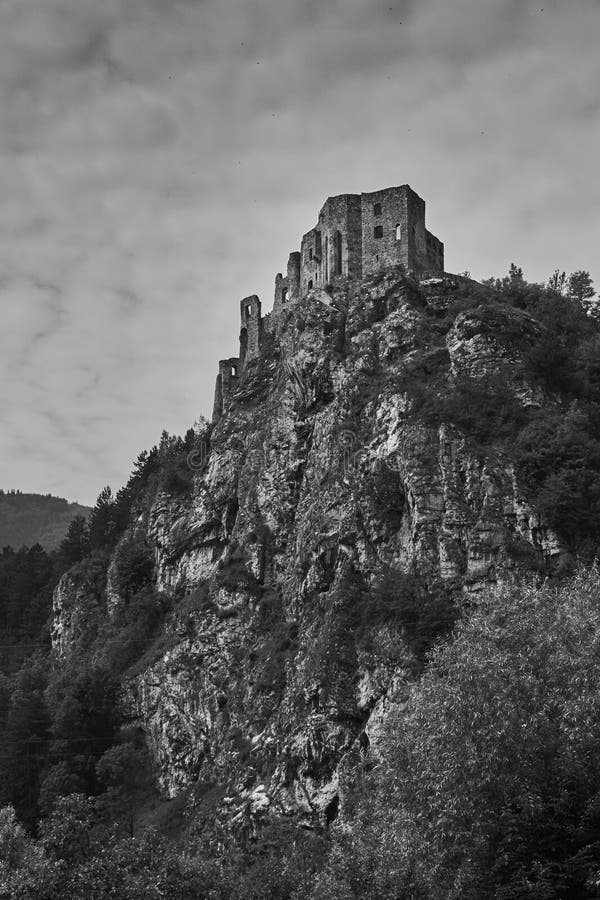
top-left (0, 0), bottom-right (597, 503)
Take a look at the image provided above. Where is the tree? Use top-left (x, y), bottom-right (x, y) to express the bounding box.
top-left (112, 533), bottom-right (154, 602)
top-left (96, 742), bottom-right (154, 837)
top-left (39, 793), bottom-right (97, 866)
top-left (0, 657), bottom-right (51, 826)
top-left (0, 805), bottom-right (58, 898)
top-left (58, 516), bottom-right (90, 568)
top-left (509, 262), bottom-right (524, 283)
top-left (88, 486), bottom-right (116, 550)
top-left (371, 567), bottom-right (600, 898)
top-left (547, 269), bottom-right (567, 295)
top-left (567, 270), bottom-right (595, 306)
top-left (38, 761), bottom-right (88, 816)
top-left (46, 664), bottom-right (119, 797)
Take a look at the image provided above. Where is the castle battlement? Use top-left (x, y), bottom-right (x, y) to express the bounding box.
top-left (212, 185), bottom-right (444, 422)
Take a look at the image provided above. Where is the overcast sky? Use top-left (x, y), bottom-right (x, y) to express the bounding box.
top-left (0, 0), bottom-right (598, 506)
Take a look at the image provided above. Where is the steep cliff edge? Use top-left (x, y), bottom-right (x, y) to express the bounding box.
top-left (52, 268), bottom-right (569, 836)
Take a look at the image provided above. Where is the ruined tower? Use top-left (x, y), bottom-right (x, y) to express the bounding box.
top-left (298, 185), bottom-right (443, 295)
top-left (239, 295), bottom-right (262, 370)
top-left (212, 184), bottom-right (444, 423)
top-left (213, 358), bottom-right (240, 423)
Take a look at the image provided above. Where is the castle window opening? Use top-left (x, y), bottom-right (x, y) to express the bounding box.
top-left (374, 202), bottom-right (382, 216)
top-left (333, 230), bottom-right (342, 276)
top-left (308, 279), bottom-right (313, 290)
top-left (309, 248), bottom-right (313, 260)
top-left (231, 365), bottom-right (237, 377)
top-left (281, 287), bottom-right (288, 304)
top-left (315, 230), bottom-right (322, 259)
top-left (374, 225), bottom-right (383, 239)
top-left (245, 304), bottom-right (252, 317)
top-left (395, 224), bottom-right (401, 241)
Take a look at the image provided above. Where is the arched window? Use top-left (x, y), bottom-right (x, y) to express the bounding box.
top-left (231, 365), bottom-right (237, 377)
top-left (374, 203), bottom-right (382, 216)
top-left (308, 279), bottom-right (313, 290)
top-left (333, 230), bottom-right (342, 276)
top-left (395, 224), bottom-right (402, 241)
top-left (374, 225), bottom-right (383, 239)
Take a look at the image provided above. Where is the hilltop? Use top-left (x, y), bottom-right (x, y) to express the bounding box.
top-left (0, 181), bottom-right (599, 894)
top-left (0, 490), bottom-right (90, 551)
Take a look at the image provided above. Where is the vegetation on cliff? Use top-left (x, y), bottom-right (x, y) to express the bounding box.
top-left (2, 266), bottom-right (600, 898)
top-left (3, 568), bottom-right (600, 898)
top-left (312, 566), bottom-right (600, 900)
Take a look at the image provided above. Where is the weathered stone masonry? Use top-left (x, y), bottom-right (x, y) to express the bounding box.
top-left (212, 184), bottom-right (444, 422)
top-left (212, 357), bottom-right (240, 422)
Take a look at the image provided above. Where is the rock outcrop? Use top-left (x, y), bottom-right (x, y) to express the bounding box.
top-left (52, 268), bottom-right (562, 833)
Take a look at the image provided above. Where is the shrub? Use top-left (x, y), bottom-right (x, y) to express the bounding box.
top-left (415, 374), bottom-right (528, 448)
top-left (160, 455), bottom-right (194, 494)
top-left (113, 534), bottom-right (154, 602)
top-left (344, 569), bottom-right (457, 665)
top-left (98, 588), bottom-right (171, 676)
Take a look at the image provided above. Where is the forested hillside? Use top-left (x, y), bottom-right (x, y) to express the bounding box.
top-left (0, 491), bottom-right (90, 551)
top-left (2, 266), bottom-right (600, 899)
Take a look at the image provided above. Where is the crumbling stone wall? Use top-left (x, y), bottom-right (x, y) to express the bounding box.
top-left (272, 253), bottom-right (301, 325)
top-left (300, 194), bottom-right (362, 295)
top-left (426, 231), bottom-right (444, 271)
top-left (239, 295), bottom-right (262, 369)
top-left (212, 357), bottom-right (240, 423)
top-left (287, 252), bottom-right (301, 300)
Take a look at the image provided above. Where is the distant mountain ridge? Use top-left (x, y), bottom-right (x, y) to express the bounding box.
top-left (0, 490), bottom-right (90, 551)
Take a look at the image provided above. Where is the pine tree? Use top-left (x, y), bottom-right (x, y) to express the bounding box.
top-left (58, 516), bottom-right (90, 568)
top-left (88, 487), bottom-right (116, 551)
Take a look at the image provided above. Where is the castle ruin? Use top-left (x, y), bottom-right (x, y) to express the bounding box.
top-left (213, 184), bottom-right (444, 421)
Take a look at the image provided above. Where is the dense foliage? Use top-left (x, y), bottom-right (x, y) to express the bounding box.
top-left (4, 569), bottom-right (600, 897)
top-left (407, 267), bottom-right (600, 555)
top-left (0, 545), bottom-right (56, 673)
top-left (0, 423), bottom-right (211, 835)
top-left (310, 566), bottom-right (600, 899)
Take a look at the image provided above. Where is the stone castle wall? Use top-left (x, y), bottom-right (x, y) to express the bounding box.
top-left (299, 194), bottom-right (363, 295)
top-left (298, 185), bottom-right (443, 294)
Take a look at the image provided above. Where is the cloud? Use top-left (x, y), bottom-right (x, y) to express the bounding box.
top-left (0, 0), bottom-right (598, 504)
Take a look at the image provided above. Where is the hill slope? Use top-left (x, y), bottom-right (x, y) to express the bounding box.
top-left (54, 267), bottom-right (599, 808)
top-left (4, 266), bottom-right (600, 896)
top-left (0, 491), bottom-right (90, 550)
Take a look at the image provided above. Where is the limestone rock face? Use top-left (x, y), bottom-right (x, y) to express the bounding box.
top-left (447, 306), bottom-right (541, 379)
top-left (52, 565), bottom-right (105, 657)
top-left (52, 270), bottom-right (562, 829)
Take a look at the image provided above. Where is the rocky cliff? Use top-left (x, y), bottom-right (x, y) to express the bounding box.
top-left (52, 268), bottom-right (563, 837)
